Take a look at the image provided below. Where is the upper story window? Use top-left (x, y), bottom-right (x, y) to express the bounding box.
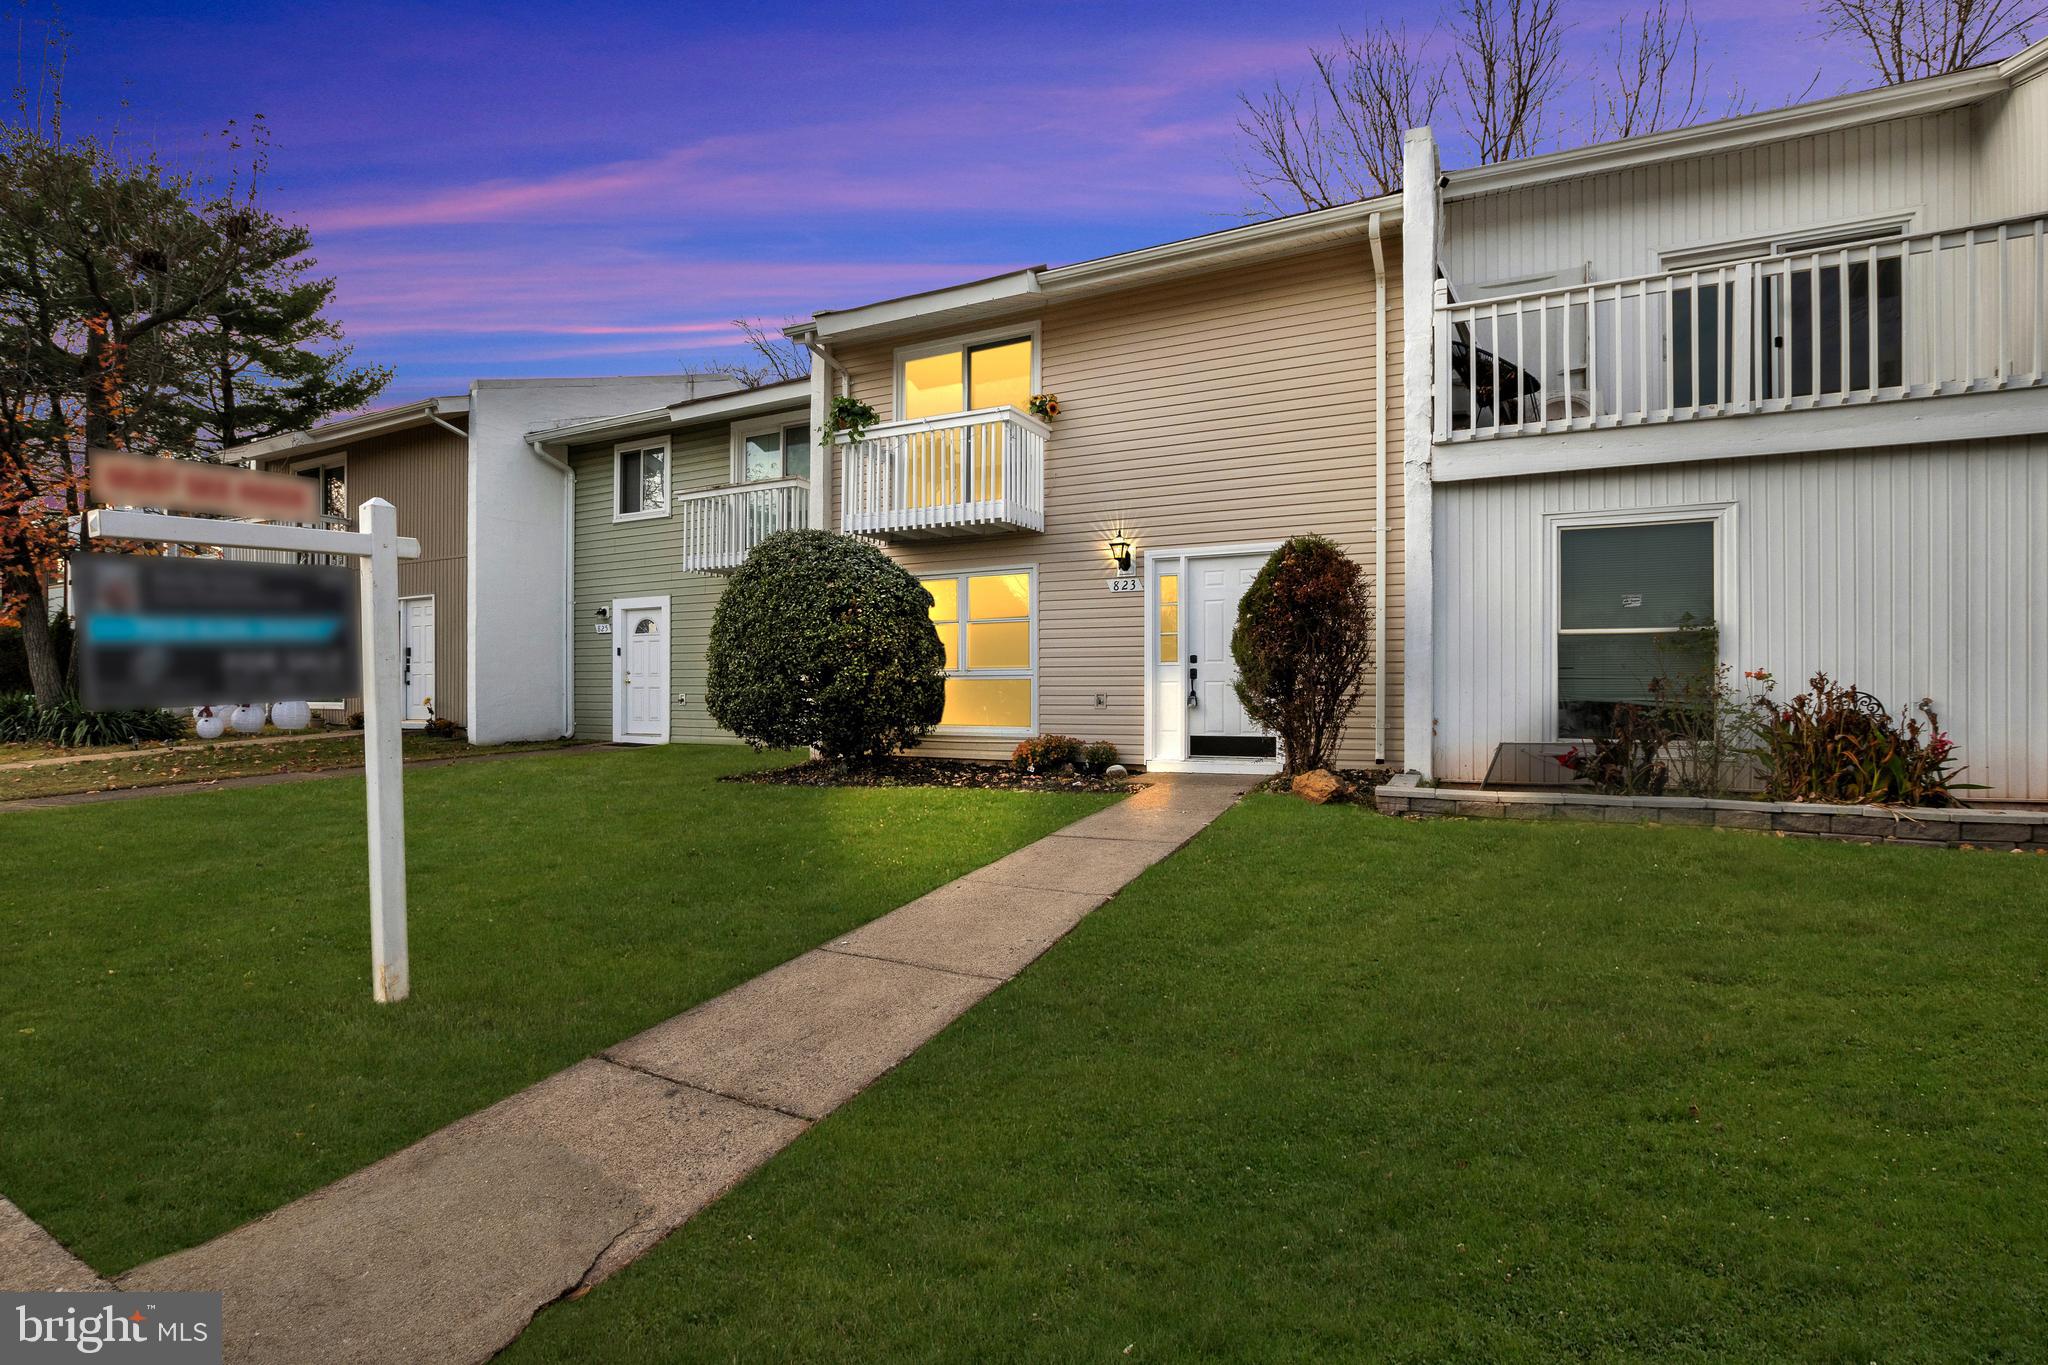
top-left (899, 332), bottom-right (1035, 420)
top-left (735, 417), bottom-right (812, 483)
top-left (295, 462), bottom-right (347, 523)
top-left (614, 438), bottom-right (669, 522)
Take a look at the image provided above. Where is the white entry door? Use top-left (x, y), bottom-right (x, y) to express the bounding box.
top-left (1186, 554), bottom-right (1276, 760)
top-left (399, 597), bottom-right (435, 725)
top-left (613, 598), bottom-right (670, 744)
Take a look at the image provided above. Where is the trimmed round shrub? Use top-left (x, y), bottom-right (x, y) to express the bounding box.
top-left (1231, 534), bottom-right (1374, 776)
top-left (706, 530), bottom-right (945, 762)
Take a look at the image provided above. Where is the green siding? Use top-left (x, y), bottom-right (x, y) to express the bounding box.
top-left (570, 419), bottom-right (769, 744)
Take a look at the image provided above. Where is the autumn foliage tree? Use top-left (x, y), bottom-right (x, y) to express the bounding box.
top-left (0, 30), bottom-right (386, 703)
top-left (1230, 535), bottom-right (1375, 777)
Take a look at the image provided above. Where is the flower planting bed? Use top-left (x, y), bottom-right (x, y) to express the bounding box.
top-left (1374, 773), bottom-right (2048, 851)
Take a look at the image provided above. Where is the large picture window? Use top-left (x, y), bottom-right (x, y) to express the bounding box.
top-left (920, 568), bottom-right (1034, 730)
top-left (615, 439), bottom-right (669, 521)
top-left (900, 334), bottom-right (1035, 420)
top-left (1557, 520), bottom-right (1716, 737)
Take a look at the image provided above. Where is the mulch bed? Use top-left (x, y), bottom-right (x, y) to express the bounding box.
top-left (725, 756), bottom-right (1141, 794)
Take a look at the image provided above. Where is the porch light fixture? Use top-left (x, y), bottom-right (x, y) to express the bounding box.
top-left (1107, 532), bottom-right (1133, 574)
top-left (594, 606), bottom-right (610, 619)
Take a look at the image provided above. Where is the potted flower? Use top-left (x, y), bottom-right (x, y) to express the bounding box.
top-left (1027, 393), bottom-right (1060, 422)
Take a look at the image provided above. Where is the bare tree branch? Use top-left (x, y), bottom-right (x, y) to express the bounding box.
top-left (1814, 0), bottom-right (2046, 83)
top-left (717, 317), bottom-right (808, 388)
top-left (1454, 0), bottom-right (1569, 164)
top-left (1597, 0), bottom-right (1710, 139)
top-left (1235, 24), bottom-right (1447, 212)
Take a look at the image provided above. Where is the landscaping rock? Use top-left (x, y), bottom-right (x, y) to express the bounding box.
top-left (1291, 769), bottom-right (1343, 804)
top-left (1104, 764), bottom-right (1128, 780)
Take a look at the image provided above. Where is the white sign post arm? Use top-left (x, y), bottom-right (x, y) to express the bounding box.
top-left (357, 498), bottom-right (410, 1003)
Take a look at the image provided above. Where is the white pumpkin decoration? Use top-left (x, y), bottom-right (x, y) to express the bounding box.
top-left (193, 708), bottom-right (227, 741)
top-left (270, 701), bottom-right (312, 731)
top-left (228, 703), bottom-right (268, 734)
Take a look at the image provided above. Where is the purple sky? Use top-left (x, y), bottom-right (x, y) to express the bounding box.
top-left (54, 1), bottom-right (1880, 403)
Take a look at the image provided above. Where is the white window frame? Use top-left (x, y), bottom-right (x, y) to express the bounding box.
top-left (892, 321), bottom-right (1042, 421)
top-left (729, 411), bottom-right (814, 484)
top-left (920, 563), bottom-right (1038, 737)
top-left (1543, 502), bottom-right (1737, 742)
top-left (284, 453), bottom-right (350, 526)
top-left (612, 436), bottom-right (671, 523)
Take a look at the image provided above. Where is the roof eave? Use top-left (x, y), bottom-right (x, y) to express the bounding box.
top-left (222, 395), bottom-right (471, 464)
top-left (1444, 62), bottom-right (2013, 201)
top-left (793, 196), bottom-right (1400, 346)
top-left (527, 380), bottom-right (810, 451)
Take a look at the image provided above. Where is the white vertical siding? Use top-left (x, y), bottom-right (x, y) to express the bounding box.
top-left (1444, 110), bottom-right (1981, 289)
top-left (1434, 437), bottom-right (2048, 802)
top-left (1975, 72), bottom-right (2048, 222)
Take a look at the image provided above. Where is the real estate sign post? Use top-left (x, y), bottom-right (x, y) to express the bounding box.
top-left (84, 497), bottom-right (420, 1003)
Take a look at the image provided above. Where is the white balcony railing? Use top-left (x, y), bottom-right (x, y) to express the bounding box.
top-left (678, 478), bottom-right (809, 572)
top-left (840, 406), bottom-right (1047, 539)
top-left (1436, 213), bottom-right (2048, 442)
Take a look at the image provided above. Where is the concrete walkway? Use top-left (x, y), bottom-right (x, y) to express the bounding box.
top-left (21, 773), bottom-right (1250, 1363)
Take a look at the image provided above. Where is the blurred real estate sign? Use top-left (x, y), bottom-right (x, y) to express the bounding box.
top-left (89, 448), bottom-right (319, 522)
top-left (73, 554), bottom-right (359, 710)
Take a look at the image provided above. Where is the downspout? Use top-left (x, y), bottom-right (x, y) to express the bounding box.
top-left (1367, 213), bottom-right (1388, 764)
top-left (800, 336), bottom-right (849, 537)
top-left (527, 436), bottom-right (577, 739)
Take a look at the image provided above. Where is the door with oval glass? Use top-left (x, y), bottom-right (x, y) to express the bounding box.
top-left (612, 597), bottom-right (670, 744)
top-left (1186, 554), bottom-right (1277, 759)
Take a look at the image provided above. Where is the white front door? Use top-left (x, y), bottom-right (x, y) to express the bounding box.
top-left (399, 596), bottom-right (435, 725)
top-left (1185, 554), bottom-right (1276, 760)
top-left (613, 598), bottom-right (670, 744)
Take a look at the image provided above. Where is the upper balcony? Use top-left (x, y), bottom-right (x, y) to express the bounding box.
top-left (1434, 213), bottom-right (2048, 449)
top-left (679, 477), bottom-right (809, 572)
top-left (839, 406), bottom-right (1047, 540)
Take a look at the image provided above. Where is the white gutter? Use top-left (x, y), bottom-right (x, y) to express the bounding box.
top-left (424, 401), bottom-right (467, 440)
top-left (1368, 212), bottom-right (1388, 764)
top-left (526, 437), bottom-right (577, 738)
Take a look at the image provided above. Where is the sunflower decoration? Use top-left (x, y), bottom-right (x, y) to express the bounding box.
top-left (1027, 392), bottom-right (1061, 422)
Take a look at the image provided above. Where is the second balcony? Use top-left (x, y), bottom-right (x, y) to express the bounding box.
top-left (839, 406), bottom-right (1047, 540)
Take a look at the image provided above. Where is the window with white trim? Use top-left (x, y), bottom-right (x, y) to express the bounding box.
top-left (735, 419), bottom-right (811, 482)
top-left (919, 569), bottom-right (1034, 730)
top-left (1557, 520), bottom-right (1715, 737)
top-left (899, 335), bottom-right (1034, 420)
top-left (614, 439), bottom-right (669, 520)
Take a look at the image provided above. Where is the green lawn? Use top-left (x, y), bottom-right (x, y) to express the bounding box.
top-left (508, 798), bottom-right (2048, 1363)
top-left (0, 744), bottom-right (1115, 1276)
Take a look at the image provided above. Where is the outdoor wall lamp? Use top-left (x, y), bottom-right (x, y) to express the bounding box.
top-left (1107, 532), bottom-right (1134, 574)
top-left (594, 606), bottom-right (610, 619)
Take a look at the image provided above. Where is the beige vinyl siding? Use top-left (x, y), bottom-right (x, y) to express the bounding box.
top-left (259, 424), bottom-right (469, 726)
top-left (569, 413), bottom-right (803, 743)
top-left (834, 237), bottom-right (1405, 768)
